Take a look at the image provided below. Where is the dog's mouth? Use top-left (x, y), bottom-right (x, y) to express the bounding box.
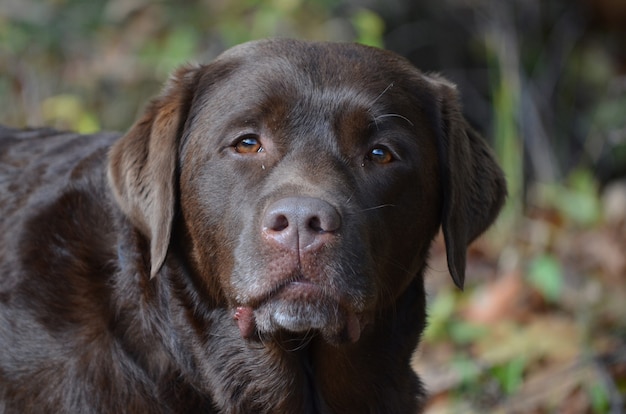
top-left (234, 280), bottom-right (365, 345)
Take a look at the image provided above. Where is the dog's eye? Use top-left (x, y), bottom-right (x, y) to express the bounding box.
top-left (234, 135), bottom-right (263, 154)
top-left (366, 147), bottom-right (394, 164)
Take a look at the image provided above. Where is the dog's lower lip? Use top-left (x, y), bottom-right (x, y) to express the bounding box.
top-left (244, 280), bottom-right (365, 343)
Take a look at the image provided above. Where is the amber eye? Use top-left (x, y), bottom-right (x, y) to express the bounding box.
top-left (234, 135), bottom-right (263, 154)
top-left (367, 146), bottom-right (394, 164)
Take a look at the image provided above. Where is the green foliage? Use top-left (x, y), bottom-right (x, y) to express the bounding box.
top-left (451, 355), bottom-right (482, 388)
top-left (424, 288), bottom-right (487, 346)
top-left (533, 169), bottom-right (602, 227)
top-left (140, 27), bottom-right (200, 77)
top-left (587, 382), bottom-right (610, 414)
top-left (484, 29), bottom-right (524, 234)
top-left (448, 320), bottom-right (488, 346)
top-left (490, 356), bottom-right (526, 395)
top-left (351, 8), bottom-right (384, 47)
top-left (0, 19), bottom-right (32, 54)
top-left (0, 0), bottom-right (384, 130)
top-left (41, 94), bottom-right (100, 133)
top-left (588, 93), bottom-right (626, 173)
top-left (527, 253), bottom-right (564, 303)
top-left (423, 289), bottom-right (457, 342)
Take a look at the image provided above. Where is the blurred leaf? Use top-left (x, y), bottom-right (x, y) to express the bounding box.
top-left (424, 289), bottom-right (457, 342)
top-left (486, 33), bottom-right (524, 234)
top-left (351, 8), bottom-right (384, 48)
top-left (593, 94), bottom-right (626, 129)
top-left (163, 27), bottom-right (199, 63)
top-left (527, 253), bottom-right (563, 303)
top-left (76, 113), bottom-right (100, 134)
top-left (140, 27), bottom-right (200, 78)
top-left (475, 317), bottom-right (580, 366)
top-left (271, 0), bottom-right (301, 13)
top-left (491, 356), bottom-right (526, 395)
top-left (564, 169), bottom-right (602, 225)
top-left (448, 320), bottom-right (488, 345)
top-left (532, 169), bottom-right (601, 227)
top-left (587, 382), bottom-right (610, 414)
top-left (217, 17), bottom-right (253, 48)
top-left (251, 6), bottom-right (282, 39)
top-left (41, 94), bottom-right (100, 133)
top-left (451, 355), bottom-right (482, 386)
top-left (0, 21), bottom-right (30, 54)
top-left (578, 47), bottom-right (614, 88)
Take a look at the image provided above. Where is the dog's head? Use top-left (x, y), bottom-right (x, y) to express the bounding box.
top-left (108, 39), bottom-right (506, 345)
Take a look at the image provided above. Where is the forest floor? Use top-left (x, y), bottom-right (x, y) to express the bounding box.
top-left (415, 179), bottom-right (626, 413)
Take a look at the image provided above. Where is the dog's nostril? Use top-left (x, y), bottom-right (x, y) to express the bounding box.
top-left (272, 215), bottom-right (289, 232)
top-left (308, 217), bottom-right (322, 233)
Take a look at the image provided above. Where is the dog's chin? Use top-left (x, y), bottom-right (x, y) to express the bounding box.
top-left (239, 282), bottom-right (364, 345)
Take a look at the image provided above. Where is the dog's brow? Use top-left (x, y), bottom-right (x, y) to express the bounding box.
top-left (367, 82), bottom-right (405, 131)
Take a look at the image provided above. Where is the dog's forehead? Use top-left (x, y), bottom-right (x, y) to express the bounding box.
top-left (194, 40), bottom-right (428, 126)
top-left (214, 39), bottom-right (418, 97)
top-left (218, 39), bottom-right (398, 71)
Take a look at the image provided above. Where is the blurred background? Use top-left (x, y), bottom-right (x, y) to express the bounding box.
top-left (1, 0), bottom-right (625, 412)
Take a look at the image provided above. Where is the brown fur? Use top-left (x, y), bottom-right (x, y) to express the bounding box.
top-left (0, 39), bottom-right (506, 413)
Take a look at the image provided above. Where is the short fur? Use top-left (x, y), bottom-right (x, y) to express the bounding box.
top-left (0, 39), bottom-right (506, 413)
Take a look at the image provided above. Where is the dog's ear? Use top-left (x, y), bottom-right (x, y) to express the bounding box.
top-left (431, 77), bottom-right (507, 289)
top-left (108, 66), bottom-right (199, 278)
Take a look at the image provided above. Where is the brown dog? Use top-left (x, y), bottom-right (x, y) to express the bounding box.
top-left (0, 39), bottom-right (505, 413)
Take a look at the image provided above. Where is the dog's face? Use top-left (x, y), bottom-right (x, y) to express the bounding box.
top-left (108, 40), bottom-right (505, 346)
top-left (180, 42), bottom-right (443, 344)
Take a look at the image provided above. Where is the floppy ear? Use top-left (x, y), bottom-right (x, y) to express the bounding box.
top-left (432, 77), bottom-right (507, 289)
top-left (108, 66), bottom-right (199, 278)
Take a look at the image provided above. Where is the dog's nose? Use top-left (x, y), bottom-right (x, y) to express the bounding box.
top-left (262, 197), bottom-right (341, 252)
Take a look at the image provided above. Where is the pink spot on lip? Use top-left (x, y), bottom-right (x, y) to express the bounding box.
top-left (234, 306), bottom-right (256, 339)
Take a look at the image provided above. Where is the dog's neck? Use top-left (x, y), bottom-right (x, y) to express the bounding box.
top-left (179, 275), bottom-right (424, 412)
top-left (114, 222), bottom-right (425, 412)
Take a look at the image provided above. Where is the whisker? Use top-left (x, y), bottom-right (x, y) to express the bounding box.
top-left (374, 113), bottom-right (414, 127)
top-left (282, 332), bottom-right (314, 352)
top-left (359, 204), bottom-right (396, 212)
top-left (383, 256), bottom-right (414, 276)
top-left (371, 82), bottom-right (395, 105)
top-left (345, 191), bottom-right (355, 205)
top-left (369, 82), bottom-right (395, 131)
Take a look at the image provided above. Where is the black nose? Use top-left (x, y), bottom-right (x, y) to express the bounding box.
top-left (262, 197), bottom-right (341, 252)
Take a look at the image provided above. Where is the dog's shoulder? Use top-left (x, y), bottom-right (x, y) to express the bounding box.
top-left (1, 127), bottom-right (118, 316)
top-left (1, 126), bottom-right (122, 305)
top-left (0, 127), bottom-right (177, 411)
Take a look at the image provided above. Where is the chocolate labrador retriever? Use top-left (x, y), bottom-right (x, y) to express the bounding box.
top-left (0, 39), bottom-right (505, 413)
